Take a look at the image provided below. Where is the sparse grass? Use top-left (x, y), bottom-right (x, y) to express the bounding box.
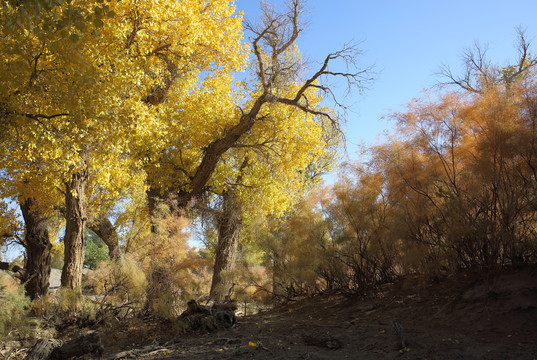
top-left (0, 272), bottom-right (33, 338)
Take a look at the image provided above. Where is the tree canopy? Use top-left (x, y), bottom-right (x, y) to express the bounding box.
top-left (1, 0), bottom-right (364, 297)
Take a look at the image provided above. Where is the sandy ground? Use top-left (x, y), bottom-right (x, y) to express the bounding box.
top-left (3, 267), bottom-right (537, 359)
top-left (49, 268), bottom-right (62, 290)
top-left (49, 268), bottom-right (89, 290)
top-left (98, 267), bottom-right (537, 360)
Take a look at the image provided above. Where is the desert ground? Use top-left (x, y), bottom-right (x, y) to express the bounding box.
top-left (2, 267), bottom-right (537, 359)
top-left (98, 268), bottom-right (537, 360)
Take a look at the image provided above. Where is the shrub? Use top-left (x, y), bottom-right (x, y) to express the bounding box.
top-left (83, 255), bottom-right (148, 319)
top-left (133, 205), bottom-right (211, 319)
top-left (84, 230), bottom-right (110, 269)
top-left (56, 287), bottom-right (96, 322)
top-left (0, 272), bottom-right (33, 338)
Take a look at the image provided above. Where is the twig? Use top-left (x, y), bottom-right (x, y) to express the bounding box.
top-left (7, 348), bottom-right (28, 360)
top-left (260, 344), bottom-right (275, 356)
top-left (391, 319), bottom-right (409, 349)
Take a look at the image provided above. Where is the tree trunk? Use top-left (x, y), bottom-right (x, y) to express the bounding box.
top-left (88, 214), bottom-right (119, 260)
top-left (209, 191), bottom-right (242, 301)
top-left (61, 172), bottom-right (87, 289)
top-left (272, 249), bottom-right (285, 303)
top-left (20, 198), bottom-right (52, 300)
top-left (146, 185), bottom-right (163, 234)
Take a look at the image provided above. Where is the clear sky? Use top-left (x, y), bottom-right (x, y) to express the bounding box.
top-left (235, 0), bottom-right (537, 160)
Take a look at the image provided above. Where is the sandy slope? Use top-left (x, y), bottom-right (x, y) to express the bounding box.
top-left (98, 268), bottom-right (537, 360)
top-left (4, 267), bottom-right (536, 359)
top-left (49, 268), bottom-right (89, 290)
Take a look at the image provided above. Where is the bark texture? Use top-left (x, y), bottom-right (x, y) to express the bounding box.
top-left (61, 172), bottom-right (87, 289)
top-left (88, 213), bottom-right (120, 260)
top-left (50, 332), bottom-right (103, 359)
top-left (23, 339), bottom-right (63, 360)
top-left (20, 198), bottom-right (52, 300)
top-left (146, 186), bottom-right (163, 234)
top-left (209, 191), bottom-right (242, 301)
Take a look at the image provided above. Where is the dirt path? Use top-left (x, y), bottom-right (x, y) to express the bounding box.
top-left (49, 268), bottom-right (89, 290)
top-left (49, 268), bottom-right (62, 290)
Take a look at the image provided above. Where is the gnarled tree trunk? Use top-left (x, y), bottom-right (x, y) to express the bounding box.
top-left (20, 198), bottom-right (52, 300)
top-left (88, 214), bottom-right (120, 260)
top-left (209, 191), bottom-right (242, 301)
top-left (61, 172), bottom-right (87, 289)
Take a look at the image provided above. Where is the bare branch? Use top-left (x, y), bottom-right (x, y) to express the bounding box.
top-left (24, 112), bottom-right (69, 120)
top-left (1, 108), bottom-right (69, 136)
top-left (510, 27), bottom-right (537, 80)
top-left (437, 41), bottom-right (491, 94)
top-left (173, 0), bottom-right (371, 209)
top-left (246, 0), bottom-right (307, 92)
top-left (439, 29), bottom-right (537, 92)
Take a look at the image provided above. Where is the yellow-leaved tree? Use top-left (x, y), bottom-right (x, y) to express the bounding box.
top-left (140, 1), bottom-right (370, 301)
top-left (0, 0), bottom-right (247, 296)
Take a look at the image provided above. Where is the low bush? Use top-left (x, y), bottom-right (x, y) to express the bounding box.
top-left (0, 272), bottom-right (33, 338)
top-left (83, 255), bottom-right (148, 319)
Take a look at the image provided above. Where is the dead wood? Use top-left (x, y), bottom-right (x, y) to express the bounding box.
top-left (24, 339), bottom-right (63, 360)
top-left (391, 319), bottom-right (409, 349)
top-left (48, 332), bottom-right (103, 360)
top-left (302, 334), bottom-right (342, 350)
top-left (177, 299), bottom-right (236, 332)
top-left (0, 261), bottom-right (24, 279)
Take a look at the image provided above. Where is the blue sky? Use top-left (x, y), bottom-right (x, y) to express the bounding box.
top-left (235, 0), bottom-right (537, 160)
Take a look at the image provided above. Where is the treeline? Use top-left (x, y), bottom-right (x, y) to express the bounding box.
top-left (252, 33), bottom-right (537, 299)
top-left (0, 0), bottom-right (366, 315)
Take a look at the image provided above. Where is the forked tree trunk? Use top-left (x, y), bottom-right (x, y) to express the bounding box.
top-left (209, 191), bottom-right (242, 301)
top-left (61, 172), bottom-right (88, 289)
top-left (88, 214), bottom-right (120, 260)
top-left (20, 198), bottom-right (52, 300)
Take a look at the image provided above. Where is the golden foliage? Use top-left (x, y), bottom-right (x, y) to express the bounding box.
top-left (0, 0), bottom-right (247, 220)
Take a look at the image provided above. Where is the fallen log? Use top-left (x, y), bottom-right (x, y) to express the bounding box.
top-left (24, 339), bottom-right (63, 360)
top-left (0, 261), bottom-right (24, 279)
top-left (177, 299), bottom-right (236, 332)
top-left (25, 332), bottom-right (103, 360)
top-left (50, 332), bottom-right (104, 359)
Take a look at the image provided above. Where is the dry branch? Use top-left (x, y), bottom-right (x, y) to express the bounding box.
top-left (391, 319), bottom-right (409, 349)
